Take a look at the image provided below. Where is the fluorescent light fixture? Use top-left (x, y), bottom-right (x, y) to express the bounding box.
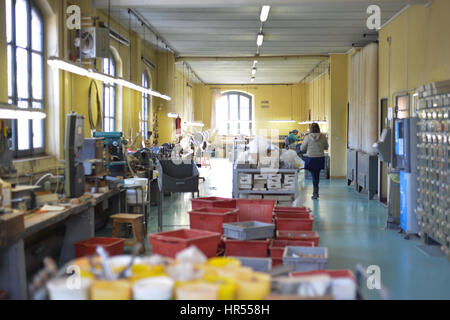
top-left (260, 5), bottom-right (271, 22)
top-left (250, 77), bottom-right (255, 83)
top-left (298, 120), bottom-right (328, 125)
top-left (268, 120), bottom-right (297, 123)
top-left (47, 57), bottom-right (171, 101)
top-left (257, 33), bottom-right (264, 47)
top-left (0, 104), bottom-right (46, 120)
top-left (185, 121), bottom-right (204, 127)
top-left (47, 57), bottom-right (89, 77)
top-left (168, 113), bottom-right (178, 118)
top-left (253, 60), bottom-right (258, 65)
top-left (252, 68), bottom-right (257, 75)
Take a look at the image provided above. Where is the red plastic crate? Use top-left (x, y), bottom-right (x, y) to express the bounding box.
top-left (149, 229), bottom-right (221, 258)
top-left (274, 207), bottom-right (312, 213)
top-left (275, 216), bottom-right (315, 231)
top-left (188, 207), bottom-right (239, 234)
top-left (235, 199), bottom-right (275, 223)
top-left (191, 197), bottom-right (236, 210)
top-left (290, 270), bottom-right (356, 282)
top-left (269, 239), bottom-right (315, 259)
top-left (74, 237), bottom-right (125, 258)
top-left (274, 212), bottom-right (312, 219)
top-left (276, 230), bottom-right (320, 246)
top-left (272, 258), bottom-right (283, 267)
top-left (224, 239), bottom-right (270, 258)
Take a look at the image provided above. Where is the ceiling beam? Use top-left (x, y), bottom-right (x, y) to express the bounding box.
top-left (175, 55), bottom-right (329, 63)
top-left (93, 0), bottom-right (427, 9)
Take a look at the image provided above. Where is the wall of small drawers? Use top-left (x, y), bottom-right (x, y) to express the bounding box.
top-left (415, 86), bottom-right (450, 259)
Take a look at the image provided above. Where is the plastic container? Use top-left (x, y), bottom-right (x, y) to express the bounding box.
top-left (149, 229), bottom-right (221, 258)
top-left (272, 258), bottom-right (283, 267)
top-left (276, 230), bottom-right (320, 246)
top-left (223, 221), bottom-right (275, 240)
top-left (188, 207), bottom-right (239, 234)
top-left (224, 239), bottom-right (270, 258)
top-left (236, 199), bottom-right (275, 223)
top-left (74, 237), bottom-right (125, 258)
top-left (191, 197), bottom-right (236, 210)
top-left (176, 283), bottom-right (219, 300)
top-left (124, 178), bottom-right (148, 204)
top-left (232, 257), bottom-right (272, 272)
top-left (275, 216), bottom-right (315, 231)
top-left (290, 270), bottom-right (357, 300)
top-left (90, 280), bottom-right (132, 300)
top-left (269, 239), bottom-right (315, 259)
top-left (282, 246), bottom-right (328, 272)
top-left (235, 272), bottom-right (271, 300)
top-left (274, 212), bottom-right (312, 219)
top-left (47, 277), bottom-right (91, 300)
top-left (290, 269), bottom-right (355, 281)
top-left (274, 206), bottom-right (312, 213)
top-left (132, 277), bottom-right (175, 300)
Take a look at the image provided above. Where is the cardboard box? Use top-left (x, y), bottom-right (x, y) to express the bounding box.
top-left (239, 184), bottom-right (253, 190)
top-left (254, 174), bottom-right (268, 180)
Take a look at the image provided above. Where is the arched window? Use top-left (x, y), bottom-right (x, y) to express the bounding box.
top-left (141, 72), bottom-right (150, 140)
top-left (217, 92), bottom-right (252, 135)
top-left (6, 0), bottom-right (45, 157)
top-left (102, 51), bottom-right (116, 132)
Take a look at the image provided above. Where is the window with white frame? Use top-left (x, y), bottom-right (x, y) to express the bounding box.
top-left (102, 52), bottom-right (116, 132)
top-left (6, 0), bottom-right (45, 157)
top-left (141, 72), bottom-right (150, 140)
top-left (217, 92), bottom-right (252, 136)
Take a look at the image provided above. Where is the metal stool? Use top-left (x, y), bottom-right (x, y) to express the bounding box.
top-left (111, 214), bottom-right (146, 254)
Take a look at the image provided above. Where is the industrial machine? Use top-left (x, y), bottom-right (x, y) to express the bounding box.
top-left (64, 113), bottom-right (86, 198)
top-left (0, 120), bottom-right (16, 177)
top-left (395, 117), bottom-right (420, 237)
top-left (375, 116), bottom-right (420, 237)
top-left (93, 132), bottom-right (127, 177)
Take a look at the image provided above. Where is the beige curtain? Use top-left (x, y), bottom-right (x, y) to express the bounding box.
top-left (210, 89), bottom-right (221, 130)
top-left (349, 43), bottom-right (378, 154)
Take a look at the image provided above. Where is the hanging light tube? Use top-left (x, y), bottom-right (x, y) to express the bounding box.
top-left (185, 121), bottom-right (204, 127)
top-left (260, 5), bottom-right (271, 22)
top-left (268, 120), bottom-right (297, 123)
top-left (252, 68), bottom-right (257, 76)
top-left (0, 103), bottom-right (46, 120)
top-left (47, 57), bottom-right (171, 101)
top-left (298, 120), bottom-right (328, 125)
top-left (256, 33), bottom-right (264, 47)
top-left (168, 113), bottom-right (178, 118)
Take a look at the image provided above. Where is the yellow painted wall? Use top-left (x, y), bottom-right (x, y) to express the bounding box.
top-left (379, 0), bottom-right (450, 108)
top-left (329, 54), bottom-right (348, 177)
top-left (0, 0), bottom-right (191, 171)
top-left (193, 84), bottom-right (308, 137)
top-left (304, 71), bottom-right (330, 133)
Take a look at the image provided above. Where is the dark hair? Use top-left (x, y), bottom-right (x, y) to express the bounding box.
top-left (292, 129), bottom-right (299, 134)
top-left (310, 123), bottom-right (321, 134)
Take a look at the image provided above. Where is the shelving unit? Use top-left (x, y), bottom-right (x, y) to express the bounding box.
top-left (232, 168), bottom-right (299, 201)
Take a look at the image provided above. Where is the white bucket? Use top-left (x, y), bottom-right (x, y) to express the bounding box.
top-left (133, 277), bottom-right (174, 300)
top-left (47, 277), bottom-right (91, 300)
top-left (125, 178), bottom-right (148, 204)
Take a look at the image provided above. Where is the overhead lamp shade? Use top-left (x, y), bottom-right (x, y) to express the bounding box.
top-left (252, 68), bottom-right (257, 76)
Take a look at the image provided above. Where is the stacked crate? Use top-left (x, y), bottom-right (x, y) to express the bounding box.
top-left (238, 173), bottom-right (253, 190)
top-left (415, 81), bottom-right (450, 259)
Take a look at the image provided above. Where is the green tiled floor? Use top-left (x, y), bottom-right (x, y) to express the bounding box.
top-left (102, 158), bottom-right (450, 300)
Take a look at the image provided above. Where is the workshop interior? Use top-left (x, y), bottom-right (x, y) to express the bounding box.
top-left (0, 0), bottom-right (449, 301)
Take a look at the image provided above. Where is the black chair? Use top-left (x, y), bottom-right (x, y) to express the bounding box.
top-left (156, 159), bottom-right (200, 231)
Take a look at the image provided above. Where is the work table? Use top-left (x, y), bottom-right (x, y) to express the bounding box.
top-left (0, 187), bottom-right (127, 300)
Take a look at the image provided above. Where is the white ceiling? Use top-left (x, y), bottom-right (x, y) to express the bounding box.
top-left (93, 0), bottom-right (419, 84)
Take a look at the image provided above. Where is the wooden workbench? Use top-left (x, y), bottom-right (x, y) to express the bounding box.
top-left (0, 187), bottom-right (127, 300)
